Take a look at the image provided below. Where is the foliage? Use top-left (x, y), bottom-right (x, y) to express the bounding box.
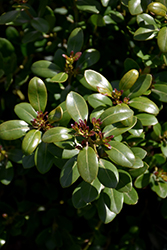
top-left (1, 0), bottom-right (167, 249)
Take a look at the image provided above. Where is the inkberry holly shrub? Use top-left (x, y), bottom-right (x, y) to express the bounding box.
top-left (1, 0), bottom-right (167, 249)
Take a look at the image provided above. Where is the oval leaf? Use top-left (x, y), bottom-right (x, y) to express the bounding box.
top-left (148, 2), bottom-right (167, 16)
top-left (98, 159), bottom-right (119, 188)
top-left (48, 106), bottom-right (63, 123)
top-left (119, 69), bottom-right (139, 92)
top-left (67, 27), bottom-right (84, 55)
top-left (84, 69), bottom-right (113, 93)
top-left (77, 146), bottom-right (98, 183)
top-left (116, 169), bottom-right (132, 193)
top-left (31, 17), bottom-right (49, 33)
top-left (100, 103), bottom-right (134, 127)
top-left (152, 84), bottom-right (167, 102)
top-left (103, 187), bottom-right (124, 214)
top-left (0, 120), bottom-right (29, 140)
top-left (158, 27), bottom-right (167, 53)
top-left (66, 91), bottom-right (88, 122)
top-left (129, 96), bottom-right (159, 115)
top-left (22, 129), bottom-right (41, 155)
top-left (80, 178), bottom-right (101, 203)
top-left (50, 72), bottom-right (68, 83)
top-left (105, 141), bottom-right (135, 168)
top-left (14, 102), bottom-right (37, 125)
top-left (128, 0), bottom-right (143, 15)
top-left (42, 127), bottom-right (72, 143)
top-left (136, 113), bottom-right (158, 126)
top-left (88, 93), bottom-right (112, 109)
top-left (124, 187), bottom-right (138, 205)
top-left (31, 60), bottom-right (60, 78)
top-left (28, 77), bottom-right (47, 112)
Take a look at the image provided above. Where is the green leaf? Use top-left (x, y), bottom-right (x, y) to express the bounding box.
top-left (14, 103), bottom-right (37, 125)
top-left (84, 69), bottom-right (113, 93)
top-left (151, 84), bottom-right (167, 102)
top-left (76, 48), bottom-right (100, 70)
top-left (31, 60), bottom-right (60, 78)
top-left (50, 72), bottom-right (68, 83)
top-left (124, 187), bottom-right (138, 205)
top-left (48, 106), bottom-right (63, 123)
top-left (88, 93), bottom-right (112, 109)
top-left (119, 69), bottom-right (139, 92)
top-left (148, 2), bottom-right (167, 16)
top-left (134, 26), bottom-right (158, 41)
top-left (67, 28), bottom-right (84, 55)
top-left (22, 129), bottom-right (41, 155)
top-left (42, 127), bottom-right (72, 143)
top-left (151, 179), bottom-right (167, 198)
top-left (77, 146), bottom-right (98, 183)
top-left (137, 13), bottom-right (158, 28)
top-left (0, 10), bottom-right (20, 24)
top-left (35, 142), bottom-right (54, 174)
top-left (161, 141), bottom-right (167, 157)
top-left (105, 141), bottom-right (135, 168)
top-left (90, 14), bottom-right (105, 27)
top-left (31, 17), bottom-right (50, 33)
top-left (100, 103), bottom-right (134, 127)
top-left (129, 97), bottom-right (159, 115)
top-left (60, 156), bottom-right (80, 187)
top-left (76, 0), bottom-right (101, 14)
top-left (97, 192), bottom-right (117, 224)
top-left (129, 118), bottom-right (143, 136)
top-left (22, 154), bottom-right (35, 169)
top-left (136, 113), bottom-right (158, 126)
top-left (129, 161), bottom-right (149, 178)
top-left (116, 169), bottom-right (132, 193)
top-left (0, 161), bottom-right (14, 185)
top-left (22, 30), bottom-right (41, 44)
top-left (128, 74), bottom-right (152, 99)
top-left (128, 0), bottom-right (143, 15)
top-left (103, 117), bottom-right (137, 138)
top-left (80, 178), bottom-right (102, 203)
top-left (28, 77), bottom-right (47, 112)
top-left (98, 159), bottom-right (119, 188)
top-left (134, 172), bottom-right (150, 188)
top-left (72, 185), bottom-right (87, 209)
top-left (158, 27), bottom-right (167, 53)
top-left (131, 147), bottom-right (147, 159)
top-left (0, 120), bottom-right (29, 140)
top-left (66, 91), bottom-right (88, 122)
top-left (103, 187), bottom-right (124, 214)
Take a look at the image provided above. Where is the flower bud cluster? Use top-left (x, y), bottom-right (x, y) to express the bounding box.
top-left (62, 51), bottom-right (82, 76)
top-left (71, 118), bottom-right (113, 149)
top-left (31, 111), bottom-right (53, 131)
top-left (0, 145), bottom-right (7, 162)
top-left (154, 167), bottom-right (167, 182)
top-left (112, 88), bottom-right (129, 105)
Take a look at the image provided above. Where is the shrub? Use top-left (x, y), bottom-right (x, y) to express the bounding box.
top-left (1, 0), bottom-right (167, 249)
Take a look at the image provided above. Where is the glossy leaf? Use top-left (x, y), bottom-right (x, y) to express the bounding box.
top-left (35, 142), bottom-right (54, 174)
top-left (90, 14), bottom-right (105, 27)
top-left (148, 2), bottom-right (167, 16)
top-left (88, 93), bottom-right (112, 109)
top-left (129, 118), bottom-right (143, 136)
top-left (105, 141), bottom-right (135, 168)
top-left (103, 117), bottom-right (137, 138)
top-left (129, 97), bottom-right (159, 115)
top-left (72, 185), bottom-right (87, 208)
top-left (77, 146), bottom-right (98, 183)
top-left (48, 106), bottom-right (63, 123)
top-left (116, 169), bottom-right (132, 193)
top-left (98, 159), bottom-right (119, 188)
top-left (0, 161), bottom-right (14, 185)
top-left (134, 26), bottom-right (157, 41)
top-left (81, 178), bottom-right (102, 203)
top-left (76, 48), bottom-right (100, 70)
top-left (119, 69), bottom-right (139, 92)
top-left (42, 127), bottom-right (72, 143)
top-left (31, 17), bottom-right (49, 33)
top-left (66, 91), bottom-right (88, 122)
top-left (28, 77), bottom-right (47, 112)
top-left (31, 60), bottom-right (60, 78)
top-left (103, 187), bottom-right (124, 214)
top-left (151, 179), bottom-right (167, 198)
top-left (136, 113), bottom-right (158, 126)
top-left (128, 74), bottom-right (152, 99)
top-left (84, 69), bottom-right (113, 93)
top-left (0, 120), bottom-right (29, 140)
top-left (129, 161), bottom-right (149, 178)
top-left (60, 156), bottom-right (80, 187)
top-left (50, 72), bottom-right (68, 83)
top-left (14, 102), bottom-right (37, 125)
top-left (131, 147), bottom-right (147, 159)
top-left (22, 154), bottom-right (35, 169)
top-left (67, 28), bottom-right (84, 55)
top-left (58, 101), bottom-right (72, 126)
top-left (90, 106), bottom-right (106, 121)
top-left (100, 103), bottom-right (134, 127)
top-left (134, 172), bottom-right (151, 188)
top-left (158, 27), bottom-right (167, 53)
top-left (97, 192), bottom-right (117, 224)
top-left (124, 187), bottom-right (138, 205)
top-left (128, 0), bottom-right (143, 15)
top-left (76, 0), bottom-right (101, 14)
top-left (152, 84), bottom-right (167, 102)
top-left (22, 129), bottom-right (41, 155)
top-left (0, 10), bottom-right (20, 24)
top-left (137, 13), bottom-right (158, 28)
